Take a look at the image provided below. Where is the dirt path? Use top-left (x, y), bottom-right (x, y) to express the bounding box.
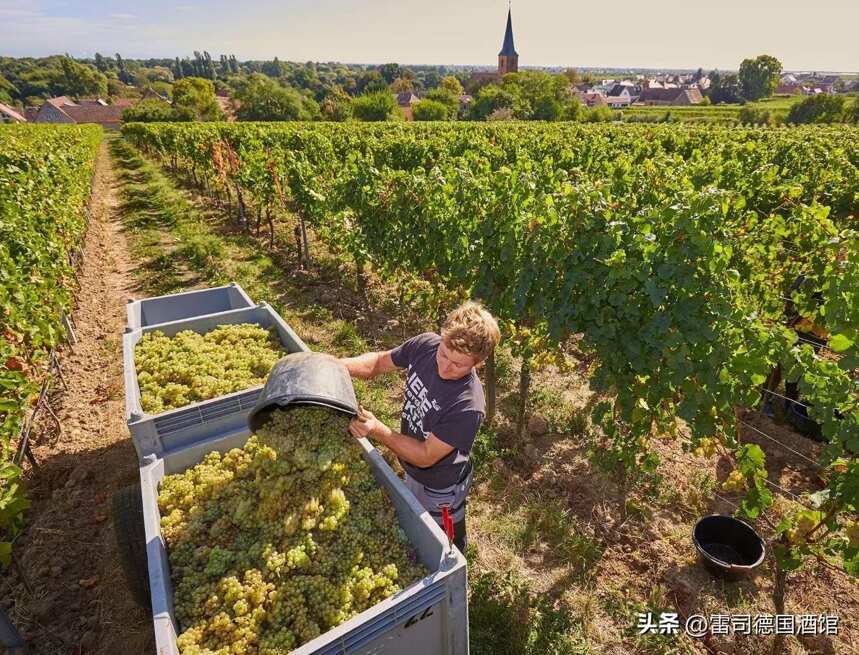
top-left (1, 137), bottom-right (153, 654)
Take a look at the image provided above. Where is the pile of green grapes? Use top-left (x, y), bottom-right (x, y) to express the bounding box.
top-left (136, 324), bottom-right (286, 414)
top-left (158, 407), bottom-right (426, 654)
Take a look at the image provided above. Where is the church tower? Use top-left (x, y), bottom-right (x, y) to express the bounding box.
top-left (498, 7), bottom-right (519, 76)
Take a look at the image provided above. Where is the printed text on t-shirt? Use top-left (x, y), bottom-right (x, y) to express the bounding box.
top-left (403, 370), bottom-right (441, 438)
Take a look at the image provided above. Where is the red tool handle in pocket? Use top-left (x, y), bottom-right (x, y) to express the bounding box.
top-left (441, 505), bottom-right (454, 546)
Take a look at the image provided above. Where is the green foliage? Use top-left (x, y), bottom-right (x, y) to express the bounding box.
top-left (413, 99), bottom-right (450, 121)
top-left (469, 569), bottom-right (588, 655)
top-left (59, 56), bottom-right (108, 98)
top-left (849, 98), bottom-right (859, 124)
top-left (738, 105), bottom-right (774, 126)
top-left (235, 73), bottom-right (319, 121)
top-left (320, 88), bottom-right (352, 122)
top-left (352, 90), bottom-right (397, 121)
top-left (0, 124), bottom-right (101, 562)
top-left (469, 71), bottom-right (580, 121)
top-left (585, 105), bottom-right (614, 122)
top-left (424, 88), bottom-right (460, 118)
top-left (439, 75), bottom-right (464, 97)
top-left (122, 99), bottom-right (179, 123)
top-left (708, 72), bottom-right (744, 104)
top-left (738, 54), bottom-right (783, 101)
top-left (787, 94), bottom-right (848, 124)
top-left (172, 77), bottom-right (224, 121)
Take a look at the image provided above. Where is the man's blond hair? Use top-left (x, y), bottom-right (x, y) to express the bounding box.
top-left (441, 301), bottom-right (501, 362)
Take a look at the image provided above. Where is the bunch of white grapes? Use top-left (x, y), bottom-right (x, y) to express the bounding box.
top-left (159, 407), bottom-right (426, 655)
top-left (136, 324), bottom-right (286, 414)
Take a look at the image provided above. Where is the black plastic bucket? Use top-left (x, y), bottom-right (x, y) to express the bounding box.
top-left (248, 352), bottom-right (359, 431)
top-left (693, 515), bottom-right (765, 579)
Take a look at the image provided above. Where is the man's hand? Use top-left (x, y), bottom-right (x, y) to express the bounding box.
top-left (347, 408), bottom-right (455, 468)
top-left (348, 408), bottom-right (389, 440)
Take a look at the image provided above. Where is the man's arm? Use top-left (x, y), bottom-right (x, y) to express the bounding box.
top-left (339, 350), bottom-right (399, 380)
top-left (348, 410), bottom-right (454, 468)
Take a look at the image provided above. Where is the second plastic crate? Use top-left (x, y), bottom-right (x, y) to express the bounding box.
top-left (126, 283), bottom-right (254, 329)
top-left (123, 302), bottom-right (306, 461)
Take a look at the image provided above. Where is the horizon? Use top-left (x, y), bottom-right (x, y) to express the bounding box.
top-left (1, 0), bottom-right (858, 72)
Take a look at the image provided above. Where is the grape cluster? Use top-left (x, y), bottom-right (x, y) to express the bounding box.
top-left (692, 437), bottom-right (719, 458)
top-left (136, 324), bottom-right (286, 414)
top-left (159, 407), bottom-right (426, 654)
top-left (721, 469), bottom-right (746, 492)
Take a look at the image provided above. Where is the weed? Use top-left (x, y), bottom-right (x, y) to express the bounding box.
top-left (331, 320), bottom-right (367, 354)
top-left (470, 569), bottom-right (592, 655)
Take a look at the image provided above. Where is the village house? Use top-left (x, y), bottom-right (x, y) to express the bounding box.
top-left (638, 87), bottom-right (703, 106)
top-left (573, 91), bottom-right (607, 107)
top-left (31, 96), bottom-right (129, 129)
top-left (0, 102), bottom-right (27, 123)
top-left (605, 95), bottom-right (632, 109)
top-left (394, 91), bottom-right (420, 121)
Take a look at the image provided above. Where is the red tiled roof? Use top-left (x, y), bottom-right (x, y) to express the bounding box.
top-left (46, 96), bottom-right (77, 108)
top-left (62, 104), bottom-right (125, 126)
top-left (0, 102), bottom-right (26, 122)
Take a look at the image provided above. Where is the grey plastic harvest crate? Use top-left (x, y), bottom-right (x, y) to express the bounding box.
top-left (123, 303), bottom-right (306, 461)
top-left (126, 283), bottom-right (254, 330)
top-left (140, 428), bottom-right (469, 655)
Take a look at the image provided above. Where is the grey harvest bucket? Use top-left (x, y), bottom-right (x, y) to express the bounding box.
top-left (248, 352), bottom-right (359, 431)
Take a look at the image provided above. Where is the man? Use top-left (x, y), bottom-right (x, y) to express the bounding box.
top-left (338, 301), bottom-right (500, 552)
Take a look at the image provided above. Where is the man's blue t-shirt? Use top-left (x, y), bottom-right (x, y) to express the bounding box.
top-left (390, 332), bottom-right (485, 488)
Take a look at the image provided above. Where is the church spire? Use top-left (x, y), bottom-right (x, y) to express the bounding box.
top-left (497, 6), bottom-right (519, 75)
top-left (498, 7), bottom-right (518, 57)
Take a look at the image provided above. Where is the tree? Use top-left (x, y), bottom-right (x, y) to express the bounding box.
top-left (378, 63), bottom-right (401, 84)
top-left (235, 73), bottom-right (317, 121)
top-left (115, 53), bottom-right (132, 84)
top-left (93, 52), bottom-right (112, 73)
top-left (172, 77), bottom-right (224, 121)
top-left (709, 73), bottom-right (744, 104)
top-left (60, 56), bottom-right (108, 98)
top-left (357, 70), bottom-right (387, 94)
top-left (738, 54), bottom-right (782, 101)
top-left (0, 73), bottom-right (17, 105)
top-left (439, 75), bottom-right (464, 97)
top-left (532, 94), bottom-right (562, 121)
top-left (320, 88), bottom-right (352, 121)
top-left (390, 77), bottom-right (414, 93)
top-left (738, 106), bottom-right (774, 126)
top-left (562, 68), bottom-right (582, 86)
top-left (564, 96), bottom-right (584, 121)
top-left (174, 57), bottom-right (184, 79)
top-left (849, 98), bottom-right (859, 124)
top-left (122, 99), bottom-right (178, 123)
top-left (413, 99), bottom-right (449, 121)
top-left (469, 84), bottom-right (517, 120)
top-left (787, 94), bottom-right (847, 124)
top-left (424, 87), bottom-right (459, 118)
top-left (585, 105), bottom-right (614, 122)
top-left (352, 90), bottom-right (396, 121)
top-left (261, 57), bottom-right (286, 78)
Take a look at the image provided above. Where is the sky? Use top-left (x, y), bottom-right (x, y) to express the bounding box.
top-left (1, 0), bottom-right (857, 72)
